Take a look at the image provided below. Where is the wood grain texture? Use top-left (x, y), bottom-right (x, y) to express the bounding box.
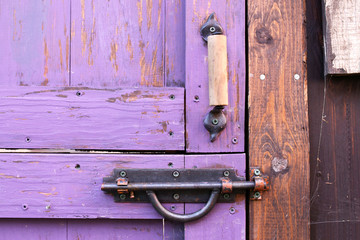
top-left (309, 77), bottom-right (360, 240)
top-left (165, 0), bottom-right (185, 87)
top-left (0, 87), bottom-right (184, 150)
top-left (208, 35), bottom-right (228, 106)
top-left (248, 0), bottom-right (310, 239)
top-left (0, 154), bottom-right (184, 219)
top-left (68, 219), bottom-right (184, 240)
top-left (71, 0), bottom-right (165, 87)
top-left (184, 154), bottom-right (246, 240)
top-left (0, 0), bottom-right (70, 87)
top-left (185, 0), bottom-right (246, 152)
top-left (323, 0), bottom-right (360, 74)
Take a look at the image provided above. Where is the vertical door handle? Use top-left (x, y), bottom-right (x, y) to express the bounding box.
top-left (201, 13), bottom-right (228, 142)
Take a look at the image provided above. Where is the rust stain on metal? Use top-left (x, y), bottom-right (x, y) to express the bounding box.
top-left (221, 177), bottom-right (233, 193)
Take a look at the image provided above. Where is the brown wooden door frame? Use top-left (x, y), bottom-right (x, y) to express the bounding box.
top-left (248, 0), bottom-right (310, 239)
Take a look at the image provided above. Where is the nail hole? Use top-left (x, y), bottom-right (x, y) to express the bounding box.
top-left (169, 131), bottom-right (174, 136)
top-left (168, 162), bottom-right (173, 168)
top-left (194, 95), bottom-right (200, 102)
top-left (198, 85), bottom-right (201, 88)
top-left (25, 137), bottom-right (31, 143)
top-left (75, 164), bottom-right (80, 169)
top-left (22, 204), bottom-right (28, 210)
top-left (76, 91), bottom-right (82, 96)
top-left (169, 94), bottom-right (175, 100)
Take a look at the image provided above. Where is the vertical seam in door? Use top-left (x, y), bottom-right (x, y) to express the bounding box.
top-left (163, 0), bottom-right (166, 87)
top-left (66, 220), bottom-right (69, 240)
top-left (69, 0), bottom-right (72, 86)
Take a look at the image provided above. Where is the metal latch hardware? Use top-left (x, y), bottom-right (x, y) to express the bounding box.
top-left (102, 168), bottom-right (269, 222)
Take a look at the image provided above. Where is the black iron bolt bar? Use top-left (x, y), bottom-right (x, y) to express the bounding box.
top-left (101, 181), bottom-right (255, 192)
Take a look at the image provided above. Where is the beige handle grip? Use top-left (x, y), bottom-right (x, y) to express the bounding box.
top-left (208, 35), bottom-right (228, 106)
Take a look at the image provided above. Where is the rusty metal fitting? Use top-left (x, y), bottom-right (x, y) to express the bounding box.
top-left (220, 177), bottom-right (233, 193)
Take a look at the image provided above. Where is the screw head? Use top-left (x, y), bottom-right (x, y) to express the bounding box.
top-left (212, 118), bottom-right (219, 125)
top-left (172, 170), bottom-right (180, 178)
top-left (119, 171), bottom-right (127, 177)
top-left (173, 193), bottom-right (180, 200)
top-left (223, 193), bottom-right (230, 200)
top-left (260, 74), bottom-right (266, 80)
top-left (229, 207), bottom-right (236, 214)
top-left (223, 170), bottom-right (230, 177)
top-left (120, 194), bottom-right (126, 200)
top-left (254, 169), bottom-right (261, 176)
top-left (254, 192), bottom-right (261, 199)
top-left (209, 26), bottom-right (216, 33)
top-left (294, 74), bottom-right (300, 80)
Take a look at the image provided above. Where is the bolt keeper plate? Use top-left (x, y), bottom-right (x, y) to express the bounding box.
top-left (102, 169), bottom-right (247, 203)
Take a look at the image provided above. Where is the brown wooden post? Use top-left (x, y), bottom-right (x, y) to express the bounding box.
top-left (248, 0), bottom-right (310, 239)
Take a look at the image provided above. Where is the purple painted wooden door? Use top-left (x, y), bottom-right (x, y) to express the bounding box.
top-left (0, 0), bottom-right (245, 239)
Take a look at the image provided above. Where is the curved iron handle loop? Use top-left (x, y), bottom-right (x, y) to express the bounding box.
top-left (146, 189), bottom-right (220, 223)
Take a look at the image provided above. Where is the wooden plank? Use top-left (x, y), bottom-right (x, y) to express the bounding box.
top-left (248, 0), bottom-right (310, 239)
top-left (323, 0), bottom-right (360, 74)
top-left (68, 219), bottom-right (184, 240)
top-left (185, 0), bottom-right (246, 153)
top-left (0, 219), bottom-right (67, 240)
top-left (309, 76), bottom-right (360, 238)
top-left (71, 0), bottom-right (165, 87)
top-left (0, 0), bottom-right (70, 87)
top-left (184, 154), bottom-right (246, 240)
top-left (165, 0), bottom-right (185, 87)
top-left (0, 87), bottom-right (184, 150)
top-left (0, 154), bottom-right (184, 219)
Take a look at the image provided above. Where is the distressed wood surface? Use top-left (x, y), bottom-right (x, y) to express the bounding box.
top-left (0, 87), bottom-right (184, 150)
top-left (0, 219), bottom-right (183, 240)
top-left (71, 0), bottom-right (165, 87)
top-left (0, 0), bottom-right (70, 87)
top-left (323, 0), bottom-right (360, 74)
top-left (248, 0), bottom-right (310, 239)
top-left (68, 219), bottom-right (183, 240)
top-left (308, 1), bottom-right (360, 238)
top-left (184, 154), bottom-right (246, 240)
top-left (0, 154), bottom-right (184, 219)
top-left (165, 0), bottom-right (185, 87)
top-left (185, 0), bottom-right (246, 152)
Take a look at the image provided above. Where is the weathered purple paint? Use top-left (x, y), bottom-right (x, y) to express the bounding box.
top-left (68, 219), bottom-right (183, 240)
top-left (185, 0), bottom-right (246, 153)
top-left (0, 219), bottom-right (184, 240)
top-left (0, 0), bottom-right (70, 87)
top-left (0, 87), bottom-right (184, 150)
top-left (184, 154), bottom-right (246, 240)
top-left (71, 0), bottom-right (165, 87)
top-left (0, 154), bottom-right (184, 219)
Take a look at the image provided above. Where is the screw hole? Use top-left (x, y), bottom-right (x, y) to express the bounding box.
top-left (193, 95), bottom-right (200, 102)
top-left (22, 204), bottom-right (28, 210)
top-left (76, 91), bottom-right (82, 96)
top-left (168, 162), bottom-right (173, 168)
top-left (169, 94), bottom-right (175, 100)
top-left (232, 137), bottom-right (238, 144)
top-left (169, 131), bottom-right (174, 136)
top-left (75, 164), bottom-right (80, 169)
top-left (170, 205), bottom-right (176, 211)
top-left (229, 207), bottom-right (236, 214)
top-left (25, 137), bottom-right (31, 143)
